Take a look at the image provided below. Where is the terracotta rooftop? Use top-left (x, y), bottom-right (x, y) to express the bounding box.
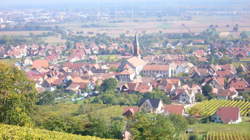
top-left (143, 64), bottom-right (169, 71)
top-left (215, 107), bottom-right (240, 123)
top-left (164, 104), bottom-right (184, 115)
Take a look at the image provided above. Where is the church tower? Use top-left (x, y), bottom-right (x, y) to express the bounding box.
top-left (133, 34), bottom-right (140, 57)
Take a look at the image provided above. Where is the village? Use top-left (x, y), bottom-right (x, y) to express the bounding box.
top-left (0, 2), bottom-right (250, 139)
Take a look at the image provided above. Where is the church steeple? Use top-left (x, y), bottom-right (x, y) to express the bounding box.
top-left (133, 34), bottom-right (140, 57)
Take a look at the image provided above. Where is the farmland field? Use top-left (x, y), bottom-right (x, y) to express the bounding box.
top-left (0, 31), bottom-right (49, 36)
top-left (182, 122), bottom-right (250, 140)
top-left (189, 100), bottom-right (250, 117)
top-left (56, 15), bottom-right (250, 37)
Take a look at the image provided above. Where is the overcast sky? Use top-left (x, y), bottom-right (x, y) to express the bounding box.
top-left (0, 0), bottom-right (248, 8)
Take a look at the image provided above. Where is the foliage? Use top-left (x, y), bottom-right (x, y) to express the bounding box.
top-left (36, 91), bottom-right (56, 105)
top-left (240, 91), bottom-right (250, 101)
top-left (144, 89), bottom-right (171, 104)
top-left (0, 123), bottom-right (113, 140)
top-left (33, 103), bottom-right (124, 139)
top-left (85, 116), bottom-right (125, 139)
top-left (84, 92), bottom-right (143, 106)
top-left (39, 114), bottom-right (85, 134)
top-left (167, 115), bottom-right (188, 135)
top-left (129, 113), bottom-right (178, 140)
top-left (0, 62), bottom-right (37, 126)
top-left (100, 78), bottom-right (118, 92)
top-left (202, 84), bottom-right (213, 99)
top-left (195, 93), bottom-right (207, 102)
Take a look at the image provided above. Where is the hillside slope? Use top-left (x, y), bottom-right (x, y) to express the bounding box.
top-left (0, 123), bottom-right (114, 140)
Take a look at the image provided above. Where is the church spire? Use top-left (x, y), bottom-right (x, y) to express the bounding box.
top-left (133, 33), bottom-right (140, 57)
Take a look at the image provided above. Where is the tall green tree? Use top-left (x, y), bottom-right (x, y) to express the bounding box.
top-left (144, 89), bottom-right (171, 104)
top-left (100, 78), bottom-right (118, 92)
top-left (0, 62), bottom-right (37, 126)
top-left (129, 113), bottom-right (177, 140)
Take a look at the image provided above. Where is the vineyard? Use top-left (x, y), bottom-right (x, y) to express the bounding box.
top-left (0, 123), bottom-right (114, 140)
top-left (205, 131), bottom-right (250, 140)
top-left (190, 100), bottom-right (250, 117)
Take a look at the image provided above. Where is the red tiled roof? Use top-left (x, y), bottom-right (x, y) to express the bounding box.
top-left (216, 70), bottom-right (233, 77)
top-left (229, 79), bottom-right (249, 90)
top-left (32, 59), bottom-right (49, 69)
top-left (164, 104), bottom-right (184, 115)
top-left (215, 107), bottom-right (240, 123)
top-left (143, 64), bottom-right (169, 71)
top-left (123, 107), bottom-right (139, 116)
top-left (135, 83), bottom-right (152, 93)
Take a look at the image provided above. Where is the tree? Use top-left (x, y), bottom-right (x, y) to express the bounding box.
top-left (129, 113), bottom-right (177, 140)
top-left (144, 89), bottom-right (171, 104)
top-left (84, 115), bottom-right (125, 139)
top-left (167, 115), bottom-right (188, 135)
top-left (240, 32), bottom-right (248, 40)
top-left (195, 93), bottom-right (207, 102)
top-left (36, 91), bottom-right (56, 105)
top-left (100, 78), bottom-right (118, 92)
top-left (202, 84), bottom-right (213, 99)
top-left (0, 62), bottom-right (37, 126)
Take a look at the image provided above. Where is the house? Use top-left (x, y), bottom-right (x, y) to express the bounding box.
top-left (141, 64), bottom-right (169, 78)
top-left (116, 69), bottom-right (136, 82)
top-left (175, 62), bottom-right (194, 75)
top-left (139, 99), bottom-right (164, 114)
top-left (229, 78), bottom-right (249, 91)
top-left (120, 82), bottom-right (153, 93)
top-left (164, 104), bottom-right (184, 116)
top-left (192, 68), bottom-right (210, 79)
top-left (171, 86), bottom-right (196, 104)
top-left (216, 88), bottom-right (239, 100)
top-left (123, 107), bottom-right (139, 118)
top-left (209, 77), bottom-right (225, 90)
top-left (211, 107), bottom-right (242, 124)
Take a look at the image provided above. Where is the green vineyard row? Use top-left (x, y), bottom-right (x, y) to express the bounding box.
top-left (190, 100), bottom-right (250, 117)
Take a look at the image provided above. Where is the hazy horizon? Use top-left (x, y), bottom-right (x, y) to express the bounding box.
top-left (1, 0), bottom-right (249, 9)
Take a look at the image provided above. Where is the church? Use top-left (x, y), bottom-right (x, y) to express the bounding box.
top-left (116, 34), bottom-right (147, 82)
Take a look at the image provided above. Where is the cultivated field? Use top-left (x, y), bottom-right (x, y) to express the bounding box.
top-left (58, 15), bottom-right (250, 37)
top-left (189, 100), bottom-right (250, 117)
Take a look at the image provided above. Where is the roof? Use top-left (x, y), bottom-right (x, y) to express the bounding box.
top-left (229, 79), bottom-right (249, 90)
top-left (32, 59), bottom-right (49, 69)
top-left (167, 78), bottom-right (180, 85)
top-left (141, 99), bottom-right (162, 108)
top-left (215, 107), bottom-right (240, 123)
top-left (123, 107), bottom-right (139, 116)
top-left (135, 83), bottom-right (152, 93)
top-left (216, 70), bottom-right (233, 77)
top-left (71, 77), bottom-right (89, 83)
top-left (164, 104), bottom-right (184, 115)
top-left (117, 69), bottom-right (135, 75)
top-left (214, 77), bottom-right (225, 87)
top-left (143, 65), bottom-right (169, 71)
top-left (127, 57), bottom-right (146, 67)
top-left (217, 89), bottom-right (236, 97)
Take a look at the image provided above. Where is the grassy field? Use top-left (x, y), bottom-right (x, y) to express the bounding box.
top-left (33, 103), bottom-right (124, 122)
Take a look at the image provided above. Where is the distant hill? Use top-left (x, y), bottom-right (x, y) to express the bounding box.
top-left (0, 123), bottom-right (114, 140)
